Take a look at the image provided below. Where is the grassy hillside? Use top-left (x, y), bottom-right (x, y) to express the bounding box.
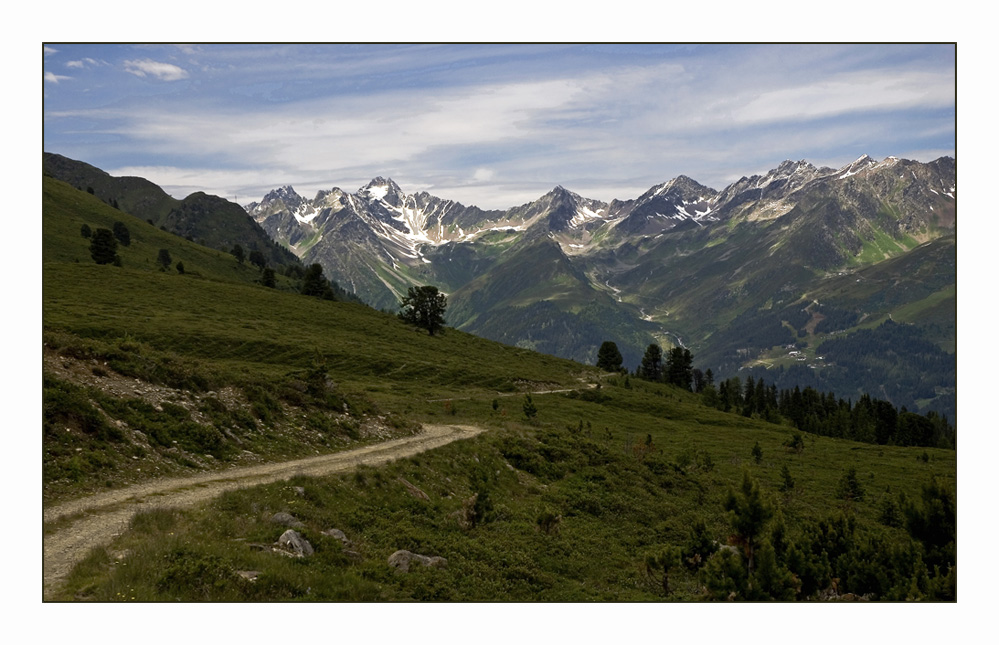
top-left (44, 153), bottom-right (300, 270)
top-left (43, 176), bottom-right (956, 601)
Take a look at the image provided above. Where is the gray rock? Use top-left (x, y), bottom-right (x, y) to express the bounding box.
top-left (387, 549), bottom-right (447, 573)
top-left (275, 529), bottom-right (314, 557)
top-left (269, 512), bottom-right (305, 529)
top-left (321, 527), bottom-right (352, 547)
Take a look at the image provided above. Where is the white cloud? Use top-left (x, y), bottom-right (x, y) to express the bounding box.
top-left (66, 58), bottom-right (104, 69)
top-left (44, 71), bottom-right (71, 84)
top-left (726, 69), bottom-right (955, 126)
top-left (46, 45), bottom-right (955, 210)
top-left (123, 59), bottom-right (189, 81)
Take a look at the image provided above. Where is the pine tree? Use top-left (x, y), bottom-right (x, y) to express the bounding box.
top-left (248, 249), bottom-right (267, 270)
top-left (112, 221), bottom-right (131, 246)
top-left (638, 344), bottom-right (664, 381)
top-left (836, 466), bottom-right (865, 502)
top-left (596, 341), bottom-right (624, 372)
top-left (399, 285), bottom-right (447, 336)
top-left (157, 249), bottom-right (172, 270)
top-left (89, 228), bottom-right (119, 265)
top-left (724, 470), bottom-right (774, 575)
top-left (522, 393), bottom-right (538, 419)
top-left (301, 263), bottom-right (335, 300)
top-left (665, 347), bottom-right (693, 390)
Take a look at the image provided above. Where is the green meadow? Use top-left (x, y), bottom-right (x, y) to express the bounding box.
top-left (43, 176), bottom-right (956, 601)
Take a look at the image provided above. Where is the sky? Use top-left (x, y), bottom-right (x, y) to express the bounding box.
top-left (42, 43), bottom-right (955, 210)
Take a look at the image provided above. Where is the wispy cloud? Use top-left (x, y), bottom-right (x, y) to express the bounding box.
top-left (123, 59), bottom-right (189, 81)
top-left (44, 71), bottom-right (71, 84)
top-left (43, 44), bottom-right (955, 209)
top-left (66, 58), bottom-right (105, 69)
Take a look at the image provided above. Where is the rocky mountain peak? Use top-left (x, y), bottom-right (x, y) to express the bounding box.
top-left (359, 177), bottom-right (405, 204)
top-left (262, 185), bottom-right (302, 204)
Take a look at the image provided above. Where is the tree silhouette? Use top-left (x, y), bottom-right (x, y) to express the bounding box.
top-left (112, 221), bottom-right (131, 247)
top-left (89, 228), bottom-right (119, 265)
top-left (638, 344), bottom-right (663, 381)
top-left (261, 267), bottom-right (276, 288)
top-left (399, 285), bottom-right (447, 336)
top-left (596, 341), bottom-right (624, 372)
top-left (249, 249), bottom-right (266, 270)
top-left (157, 249), bottom-right (172, 271)
top-left (300, 263), bottom-right (335, 299)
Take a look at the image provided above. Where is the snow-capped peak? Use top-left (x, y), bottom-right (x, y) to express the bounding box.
top-left (838, 155), bottom-right (878, 179)
top-left (359, 177), bottom-right (403, 202)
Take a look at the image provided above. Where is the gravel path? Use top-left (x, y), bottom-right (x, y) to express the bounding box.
top-left (42, 424), bottom-right (485, 600)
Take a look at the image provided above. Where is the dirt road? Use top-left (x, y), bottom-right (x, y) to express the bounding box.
top-left (42, 424), bottom-right (485, 600)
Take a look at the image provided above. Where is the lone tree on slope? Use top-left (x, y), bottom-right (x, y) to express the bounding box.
top-left (89, 228), bottom-right (120, 266)
top-left (300, 263), bottom-right (335, 300)
top-left (157, 248), bottom-right (172, 270)
top-left (596, 341), bottom-right (624, 372)
top-left (399, 285), bottom-right (447, 336)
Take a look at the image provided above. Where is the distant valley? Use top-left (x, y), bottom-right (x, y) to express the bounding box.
top-left (43, 152), bottom-right (956, 422)
top-left (245, 155), bottom-right (956, 421)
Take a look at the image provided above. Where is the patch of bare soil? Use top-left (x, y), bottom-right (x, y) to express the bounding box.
top-left (42, 423), bottom-right (485, 600)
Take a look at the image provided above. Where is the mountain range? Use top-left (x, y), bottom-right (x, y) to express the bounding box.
top-left (42, 152), bottom-right (956, 421)
top-left (245, 155), bottom-right (956, 419)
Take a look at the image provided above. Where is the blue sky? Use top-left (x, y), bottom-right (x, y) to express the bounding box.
top-left (43, 43), bottom-right (955, 210)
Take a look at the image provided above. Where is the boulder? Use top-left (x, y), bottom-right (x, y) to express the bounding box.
top-left (387, 549), bottom-right (447, 573)
top-left (321, 527), bottom-right (352, 547)
top-left (275, 529), bottom-right (314, 557)
top-left (269, 512), bottom-right (305, 529)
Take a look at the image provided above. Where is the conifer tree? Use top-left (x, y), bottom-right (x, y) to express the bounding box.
top-left (724, 470), bottom-right (774, 575)
top-left (112, 221), bottom-right (131, 246)
top-left (399, 285), bottom-right (447, 336)
top-left (249, 249), bottom-right (267, 270)
top-left (301, 263), bottom-right (335, 300)
top-left (665, 346), bottom-right (693, 390)
top-left (522, 393), bottom-right (538, 419)
top-left (261, 267), bottom-right (276, 288)
top-left (596, 341), bottom-right (624, 372)
top-left (89, 228), bottom-right (119, 265)
top-left (638, 344), bottom-right (663, 381)
top-left (157, 248), bottom-right (172, 270)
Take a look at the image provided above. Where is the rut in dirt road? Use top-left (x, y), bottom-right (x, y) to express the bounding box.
top-left (43, 424), bottom-right (485, 600)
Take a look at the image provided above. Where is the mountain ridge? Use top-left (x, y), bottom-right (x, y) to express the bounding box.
top-left (246, 154), bottom-right (955, 419)
top-left (43, 151), bottom-right (956, 420)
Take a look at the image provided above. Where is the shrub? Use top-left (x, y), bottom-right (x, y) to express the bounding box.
top-left (523, 394), bottom-right (538, 419)
top-left (836, 467), bottom-right (866, 502)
